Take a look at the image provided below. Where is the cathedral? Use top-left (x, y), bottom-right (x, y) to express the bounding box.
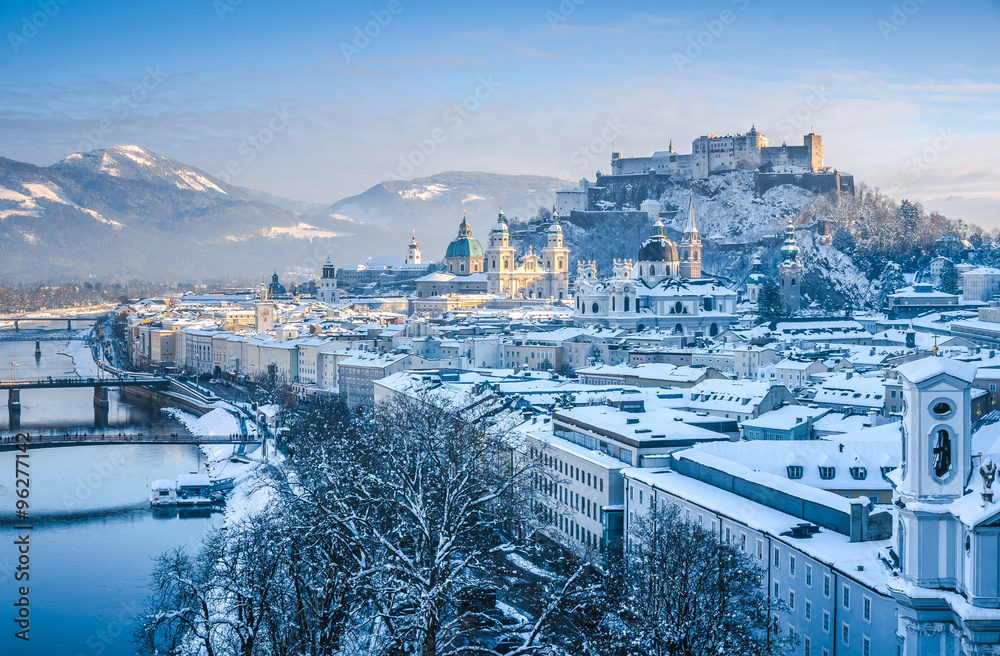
top-left (485, 206), bottom-right (570, 300)
top-left (415, 208), bottom-right (570, 301)
top-left (573, 193), bottom-right (738, 334)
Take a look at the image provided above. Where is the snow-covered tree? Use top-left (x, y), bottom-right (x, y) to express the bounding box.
top-left (757, 278), bottom-right (783, 324)
top-left (586, 505), bottom-right (793, 656)
top-left (939, 259), bottom-right (959, 295)
top-left (876, 261), bottom-right (905, 311)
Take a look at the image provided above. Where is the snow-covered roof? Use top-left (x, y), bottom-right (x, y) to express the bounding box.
top-left (896, 357), bottom-right (977, 385)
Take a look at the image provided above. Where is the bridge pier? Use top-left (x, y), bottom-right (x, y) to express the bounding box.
top-left (34, 339), bottom-right (41, 360)
top-left (93, 385), bottom-right (109, 410)
top-left (8, 388), bottom-right (20, 428)
top-left (13, 320), bottom-right (18, 332)
top-left (67, 319), bottom-right (72, 330)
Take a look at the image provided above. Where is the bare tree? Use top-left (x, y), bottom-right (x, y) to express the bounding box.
top-left (586, 504), bottom-right (793, 656)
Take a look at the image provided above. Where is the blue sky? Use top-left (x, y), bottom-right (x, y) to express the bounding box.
top-left (1, 0), bottom-right (998, 225)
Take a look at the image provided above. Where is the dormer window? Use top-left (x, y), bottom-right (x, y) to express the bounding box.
top-left (850, 467), bottom-right (867, 480)
top-left (819, 466), bottom-right (836, 480)
top-left (787, 466), bottom-right (803, 479)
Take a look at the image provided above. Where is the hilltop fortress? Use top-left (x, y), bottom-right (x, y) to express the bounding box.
top-left (557, 127), bottom-right (853, 217)
top-left (611, 126), bottom-right (823, 178)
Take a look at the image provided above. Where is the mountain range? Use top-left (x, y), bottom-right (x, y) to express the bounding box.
top-left (0, 145), bottom-right (566, 283)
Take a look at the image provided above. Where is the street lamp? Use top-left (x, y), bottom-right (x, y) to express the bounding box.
top-left (10, 361), bottom-right (18, 382)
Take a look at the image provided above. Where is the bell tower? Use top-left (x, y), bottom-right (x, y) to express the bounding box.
top-left (894, 357), bottom-right (976, 590)
top-left (679, 190), bottom-right (702, 279)
top-left (407, 231), bottom-right (421, 265)
top-left (778, 221), bottom-right (802, 314)
top-left (540, 206), bottom-right (570, 299)
top-left (485, 206), bottom-right (515, 294)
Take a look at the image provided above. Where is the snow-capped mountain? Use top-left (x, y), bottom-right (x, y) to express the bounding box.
top-left (55, 145), bottom-right (233, 195)
top-left (321, 171), bottom-right (567, 259)
top-left (0, 149), bottom-right (380, 283)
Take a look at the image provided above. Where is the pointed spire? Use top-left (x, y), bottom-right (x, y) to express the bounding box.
top-left (683, 185), bottom-right (698, 238)
top-left (552, 203), bottom-right (560, 222)
top-left (499, 202), bottom-right (506, 222)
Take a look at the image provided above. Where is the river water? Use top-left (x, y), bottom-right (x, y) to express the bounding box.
top-left (0, 327), bottom-right (223, 656)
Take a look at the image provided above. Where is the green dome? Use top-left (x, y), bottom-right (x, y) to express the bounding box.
top-left (446, 236), bottom-right (484, 258)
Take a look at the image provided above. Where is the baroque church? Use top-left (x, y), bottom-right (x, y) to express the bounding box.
top-left (414, 208), bottom-right (570, 301)
top-left (573, 193), bottom-right (738, 334)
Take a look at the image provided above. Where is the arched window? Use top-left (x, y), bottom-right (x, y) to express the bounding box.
top-left (612, 297), bottom-right (616, 311)
top-left (638, 266), bottom-right (643, 276)
top-left (624, 297), bottom-right (630, 312)
top-left (417, 291), bottom-right (423, 298)
top-left (791, 278), bottom-right (797, 286)
top-left (710, 323), bottom-right (719, 336)
top-left (675, 301), bottom-right (683, 314)
top-left (674, 323), bottom-right (683, 334)
top-left (461, 263), bottom-right (465, 273)
top-left (592, 302), bottom-right (599, 313)
top-left (933, 429), bottom-right (952, 478)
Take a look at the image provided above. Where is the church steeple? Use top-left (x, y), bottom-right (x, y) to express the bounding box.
top-left (679, 187), bottom-right (702, 279)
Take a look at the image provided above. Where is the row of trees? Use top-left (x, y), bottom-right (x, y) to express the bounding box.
top-left (135, 394), bottom-right (792, 656)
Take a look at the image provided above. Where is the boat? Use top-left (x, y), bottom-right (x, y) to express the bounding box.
top-left (150, 473), bottom-right (235, 507)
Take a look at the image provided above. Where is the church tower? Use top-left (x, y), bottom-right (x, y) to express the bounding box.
top-left (679, 190), bottom-right (702, 279)
top-left (778, 221), bottom-right (802, 314)
top-left (407, 231), bottom-right (421, 265)
top-left (891, 358), bottom-right (979, 655)
top-left (540, 206), bottom-right (570, 299)
top-left (318, 259), bottom-right (339, 303)
top-left (486, 206), bottom-right (516, 294)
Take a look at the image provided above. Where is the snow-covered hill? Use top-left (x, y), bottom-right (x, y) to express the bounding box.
top-left (56, 145), bottom-right (232, 195)
top-left (321, 171), bottom-right (566, 260)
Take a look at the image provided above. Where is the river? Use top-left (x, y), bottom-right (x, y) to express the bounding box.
top-left (0, 327), bottom-right (223, 656)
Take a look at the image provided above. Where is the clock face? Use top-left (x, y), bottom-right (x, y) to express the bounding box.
top-left (261, 309), bottom-right (269, 318)
top-left (624, 285), bottom-right (632, 293)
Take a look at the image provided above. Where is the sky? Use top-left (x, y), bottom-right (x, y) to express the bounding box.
top-left (1, 0), bottom-right (999, 225)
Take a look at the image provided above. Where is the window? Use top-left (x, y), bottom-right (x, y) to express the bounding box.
top-left (805, 564), bottom-right (813, 587)
top-left (822, 610), bottom-right (831, 633)
top-left (756, 539), bottom-right (763, 560)
top-left (787, 465), bottom-right (803, 479)
top-left (805, 600), bottom-right (812, 621)
top-left (843, 584), bottom-right (850, 610)
top-left (789, 590), bottom-right (795, 611)
top-left (842, 622), bottom-right (850, 646)
top-left (850, 466), bottom-right (868, 480)
top-left (789, 555), bottom-right (796, 577)
top-left (726, 527), bottom-right (731, 543)
top-left (863, 636), bottom-right (871, 656)
top-left (773, 581), bottom-right (780, 599)
top-left (638, 490), bottom-right (643, 505)
top-left (863, 596), bottom-right (871, 622)
top-left (823, 573), bottom-right (831, 598)
top-left (773, 547), bottom-right (780, 568)
top-left (741, 533), bottom-right (746, 551)
top-left (819, 466), bottom-right (836, 480)
top-left (933, 429), bottom-right (952, 478)
top-left (804, 636), bottom-right (811, 656)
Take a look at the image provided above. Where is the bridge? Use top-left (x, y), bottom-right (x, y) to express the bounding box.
top-left (0, 315), bottom-right (103, 331)
top-left (0, 431), bottom-right (260, 452)
top-left (0, 331), bottom-right (90, 342)
top-left (3, 376), bottom-right (170, 425)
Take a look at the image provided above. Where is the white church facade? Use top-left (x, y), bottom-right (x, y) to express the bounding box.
top-left (572, 194), bottom-right (738, 334)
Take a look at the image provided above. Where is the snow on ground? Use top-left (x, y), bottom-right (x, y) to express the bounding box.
top-left (59, 331), bottom-right (101, 377)
top-left (265, 222), bottom-right (339, 239)
top-left (162, 407), bottom-right (242, 436)
top-left (399, 183), bottom-right (450, 200)
top-left (164, 406), bottom-right (277, 521)
top-left (506, 553), bottom-right (559, 580)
